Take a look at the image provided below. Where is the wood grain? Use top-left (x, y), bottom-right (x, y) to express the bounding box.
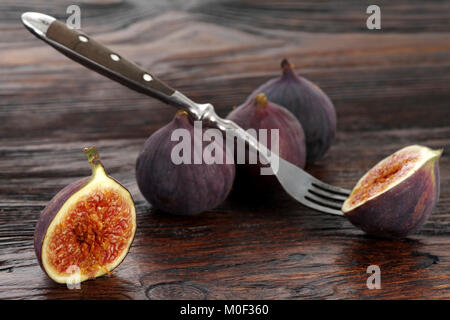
top-left (0, 0), bottom-right (449, 299)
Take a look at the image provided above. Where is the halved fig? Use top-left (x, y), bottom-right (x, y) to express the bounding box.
top-left (34, 147), bottom-right (136, 284)
top-left (342, 145), bottom-right (442, 237)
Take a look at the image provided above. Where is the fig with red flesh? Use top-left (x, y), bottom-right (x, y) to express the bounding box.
top-left (342, 145), bottom-right (442, 238)
top-left (226, 93), bottom-right (306, 193)
top-left (34, 147), bottom-right (136, 284)
top-left (248, 59), bottom-right (336, 163)
top-left (136, 111), bottom-right (235, 215)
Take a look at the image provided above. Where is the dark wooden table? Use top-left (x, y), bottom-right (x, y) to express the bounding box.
top-left (1, 0), bottom-right (449, 299)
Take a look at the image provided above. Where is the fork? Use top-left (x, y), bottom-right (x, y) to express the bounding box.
top-left (21, 12), bottom-right (351, 216)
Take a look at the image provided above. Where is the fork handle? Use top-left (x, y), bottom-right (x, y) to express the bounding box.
top-left (22, 12), bottom-right (274, 166)
top-left (46, 20), bottom-right (177, 104)
top-left (22, 13), bottom-right (215, 119)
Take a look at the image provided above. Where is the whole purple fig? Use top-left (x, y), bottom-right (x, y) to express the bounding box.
top-left (226, 93), bottom-right (306, 193)
top-left (136, 111), bottom-right (235, 215)
top-left (248, 59), bottom-right (336, 163)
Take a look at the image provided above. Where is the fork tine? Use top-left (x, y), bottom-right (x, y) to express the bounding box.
top-left (272, 156), bottom-right (349, 216)
top-left (305, 191), bottom-right (344, 209)
top-left (309, 186), bottom-right (349, 202)
top-left (310, 179), bottom-right (352, 196)
top-left (300, 195), bottom-right (345, 216)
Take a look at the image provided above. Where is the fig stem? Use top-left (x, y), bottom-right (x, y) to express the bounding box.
top-left (176, 109), bottom-right (189, 117)
top-left (254, 93), bottom-right (268, 107)
top-left (84, 146), bottom-right (103, 173)
top-left (281, 58), bottom-right (294, 72)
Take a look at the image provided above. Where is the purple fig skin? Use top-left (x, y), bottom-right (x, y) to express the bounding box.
top-left (248, 59), bottom-right (336, 163)
top-left (226, 93), bottom-right (306, 194)
top-left (136, 112), bottom-right (235, 215)
top-left (343, 150), bottom-right (441, 238)
top-left (34, 177), bottom-right (89, 277)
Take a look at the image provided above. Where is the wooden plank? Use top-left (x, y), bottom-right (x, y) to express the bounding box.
top-left (0, 0), bottom-right (449, 299)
